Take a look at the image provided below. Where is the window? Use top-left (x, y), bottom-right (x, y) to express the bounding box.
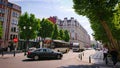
top-left (10, 34), bottom-right (13, 40)
top-left (12, 12), bottom-right (19, 18)
top-left (11, 27), bottom-right (13, 32)
top-left (0, 9), bottom-right (5, 13)
top-left (12, 19), bottom-right (18, 25)
top-left (0, 16), bottom-right (4, 21)
top-left (14, 27), bottom-right (16, 32)
top-left (11, 27), bottom-right (17, 32)
top-left (71, 29), bottom-right (74, 32)
top-left (60, 21), bottom-right (63, 26)
top-left (13, 35), bottom-right (15, 39)
top-left (72, 37), bottom-right (74, 40)
top-left (10, 34), bottom-right (17, 40)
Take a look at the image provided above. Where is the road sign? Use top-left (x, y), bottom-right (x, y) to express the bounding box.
top-left (13, 38), bottom-right (18, 43)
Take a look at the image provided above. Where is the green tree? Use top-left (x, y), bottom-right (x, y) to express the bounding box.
top-left (91, 20), bottom-right (109, 43)
top-left (59, 29), bottom-right (65, 40)
top-left (18, 12), bottom-right (40, 53)
top-left (52, 24), bottom-right (59, 39)
top-left (38, 18), bottom-right (54, 39)
top-left (0, 22), bottom-right (3, 39)
top-left (73, 0), bottom-right (119, 50)
top-left (112, 3), bottom-right (120, 46)
top-left (64, 30), bottom-right (70, 42)
top-left (18, 12), bottom-right (40, 40)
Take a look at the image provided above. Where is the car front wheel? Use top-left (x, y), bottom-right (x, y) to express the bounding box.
top-left (57, 55), bottom-right (61, 59)
top-left (34, 55), bottom-right (39, 60)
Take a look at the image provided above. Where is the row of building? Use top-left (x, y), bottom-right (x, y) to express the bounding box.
top-left (0, 0), bottom-right (90, 49)
top-left (48, 16), bottom-right (90, 48)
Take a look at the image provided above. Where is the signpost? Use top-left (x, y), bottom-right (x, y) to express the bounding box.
top-left (13, 38), bottom-right (18, 57)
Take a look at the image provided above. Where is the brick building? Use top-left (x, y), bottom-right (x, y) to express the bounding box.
top-left (0, 0), bottom-right (21, 48)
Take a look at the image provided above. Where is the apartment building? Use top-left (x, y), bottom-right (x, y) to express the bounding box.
top-left (48, 16), bottom-right (90, 48)
top-left (0, 0), bottom-right (21, 48)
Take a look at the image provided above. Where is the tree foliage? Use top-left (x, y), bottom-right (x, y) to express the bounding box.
top-left (64, 30), bottom-right (70, 42)
top-left (112, 3), bottom-right (120, 40)
top-left (18, 12), bottom-right (40, 40)
top-left (73, 0), bottom-right (119, 50)
top-left (52, 24), bottom-right (59, 39)
top-left (59, 29), bottom-right (65, 40)
top-left (90, 20), bottom-right (109, 43)
top-left (38, 18), bottom-right (54, 39)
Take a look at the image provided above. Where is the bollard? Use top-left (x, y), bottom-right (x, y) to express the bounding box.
top-left (89, 56), bottom-right (91, 63)
top-left (80, 54), bottom-right (82, 60)
top-left (83, 52), bottom-right (84, 56)
top-left (13, 50), bottom-right (15, 57)
top-left (1, 48), bottom-right (4, 57)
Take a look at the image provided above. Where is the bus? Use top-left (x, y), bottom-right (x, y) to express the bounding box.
top-left (52, 40), bottom-right (70, 53)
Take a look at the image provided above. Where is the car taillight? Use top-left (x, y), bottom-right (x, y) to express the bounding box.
top-left (27, 51), bottom-right (31, 55)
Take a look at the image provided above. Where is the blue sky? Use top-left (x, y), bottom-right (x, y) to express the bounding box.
top-left (9, 0), bottom-right (94, 40)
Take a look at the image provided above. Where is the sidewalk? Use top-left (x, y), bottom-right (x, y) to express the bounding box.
top-left (0, 51), bottom-right (24, 58)
top-left (78, 49), bottom-right (120, 68)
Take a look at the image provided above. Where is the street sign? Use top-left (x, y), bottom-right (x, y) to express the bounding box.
top-left (13, 38), bottom-right (18, 43)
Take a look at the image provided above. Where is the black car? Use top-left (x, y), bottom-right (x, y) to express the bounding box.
top-left (27, 48), bottom-right (63, 60)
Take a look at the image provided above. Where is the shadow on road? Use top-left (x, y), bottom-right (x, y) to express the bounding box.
top-left (0, 57), bottom-right (11, 59)
top-left (22, 58), bottom-right (61, 62)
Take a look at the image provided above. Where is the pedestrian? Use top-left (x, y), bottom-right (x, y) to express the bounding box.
top-left (103, 47), bottom-right (108, 60)
top-left (110, 48), bottom-right (118, 67)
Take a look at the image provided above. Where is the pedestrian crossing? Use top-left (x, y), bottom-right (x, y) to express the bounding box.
top-left (91, 51), bottom-right (103, 59)
top-left (90, 50), bottom-right (114, 66)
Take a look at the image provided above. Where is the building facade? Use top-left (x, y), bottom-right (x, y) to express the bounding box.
top-left (0, 0), bottom-right (21, 48)
top-left (48, 16), bottom-right (90, 48)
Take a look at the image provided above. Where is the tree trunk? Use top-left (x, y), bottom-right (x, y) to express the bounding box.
top-left (100, 20), bottom-right (119, 51)
top-left (101, 22), bottom-right (120, 60)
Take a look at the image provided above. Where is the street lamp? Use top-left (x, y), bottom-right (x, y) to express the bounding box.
top-left (23, 26), bottom-right (32, 56)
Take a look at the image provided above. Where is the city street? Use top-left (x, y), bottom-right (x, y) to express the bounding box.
top-left (1, 1), bottom-right (120, 68)
top-left (0, 50), bottom-right (100, 68)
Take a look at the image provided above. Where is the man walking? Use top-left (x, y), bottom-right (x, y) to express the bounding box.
top-left (103, 47), bottom-right (108, 60)
top-left (110, 48), bottom-right (118, 68)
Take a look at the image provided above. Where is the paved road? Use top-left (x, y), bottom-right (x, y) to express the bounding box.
top-left (0, 50), bottom-right (118, 68)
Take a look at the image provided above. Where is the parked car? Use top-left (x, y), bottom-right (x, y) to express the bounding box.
top-left (27, 48), bottom-right (63, 60)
